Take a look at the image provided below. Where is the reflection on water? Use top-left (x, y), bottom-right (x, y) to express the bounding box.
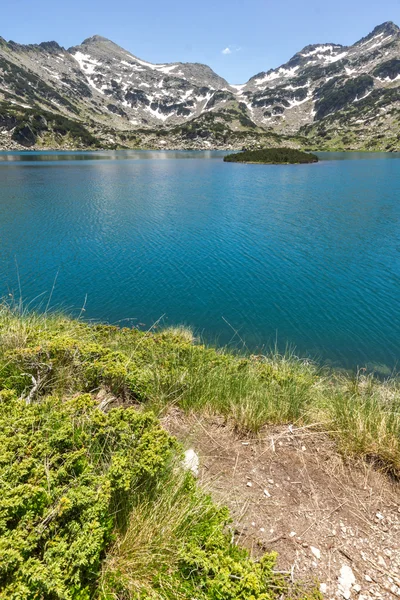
top-left (0, 150), bottom-right (227, 163)
top-left (0, 150), bottom-right (399, 373)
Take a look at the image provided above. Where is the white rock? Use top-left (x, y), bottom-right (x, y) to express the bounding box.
top-left (183, 449), bottom-right (199, 476)
top-left (338, 565), bottom-right (356, 599)
top-left (289, 531), bottom-right (297, 537)
top-left (376, 512), bottom-right (384, 520)
top-left (311, 546), bottom-right (321, 560)
top-left (247, 481), bottom-right (253, 487)
top-left (263, 488), bottom-right (271, 497)
top-left (260, 527), bottom-right (265, 533)
top-left (320, 583), bottom-right (327, 594)
top-left (353, 584), bottom-right (362, 593)
top-left (377, 555), bottom-right (386, 567)
top-left (365, 575), bottom-right (372, 583)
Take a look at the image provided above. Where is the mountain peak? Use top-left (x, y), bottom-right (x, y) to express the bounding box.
top-left (355, 21), bottom-right (399, 45)
top-left (374, 21), bottom-right (399, 33)
top-left (39, 41), bottom-right (64, 53)
top-left (81, 35), bottom-right (111, 45)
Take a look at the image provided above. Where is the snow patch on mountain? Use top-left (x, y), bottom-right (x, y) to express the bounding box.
top-left (301, 45), bottom-right (339, 57)
top-left (72, 51), bottom-right (101, 75)
top-left (254, 66), bottom-right (300, 86)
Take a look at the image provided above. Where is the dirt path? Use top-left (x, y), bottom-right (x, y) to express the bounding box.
top-left (163, 410), bottom-right (400, 600)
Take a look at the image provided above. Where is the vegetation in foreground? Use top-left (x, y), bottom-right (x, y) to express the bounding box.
top-left (223, 148), bottom-right (319, 164)
top-left (1, 302), bottom-right (399, 598)
top-left (0, 303), bottom-right (324, 600)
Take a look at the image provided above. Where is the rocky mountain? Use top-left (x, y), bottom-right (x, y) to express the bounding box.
top-left (0, 22), bottom-right (399, 150)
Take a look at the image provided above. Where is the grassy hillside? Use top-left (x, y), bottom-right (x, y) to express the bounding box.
top-left (0, 101), bottom-right (101, 148)
top-left (1, 302), bottom-right (399, 598)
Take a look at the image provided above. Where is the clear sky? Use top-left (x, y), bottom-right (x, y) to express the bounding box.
top-left (2, 0), bottom-right (399, 83)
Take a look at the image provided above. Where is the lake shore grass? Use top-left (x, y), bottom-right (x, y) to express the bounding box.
top-left (1, 302), bottom-right (398, 474)
top-left (1, 301), bottom-right (399, 598)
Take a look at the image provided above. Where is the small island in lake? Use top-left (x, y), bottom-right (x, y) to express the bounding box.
top-left (223, 147), bottom-right (319, 164)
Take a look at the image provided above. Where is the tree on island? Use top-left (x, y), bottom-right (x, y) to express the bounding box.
top-left (224, 147), bottom-right (319, 164)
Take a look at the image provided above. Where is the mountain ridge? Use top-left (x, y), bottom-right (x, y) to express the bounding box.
top-left (1, 22), bottom-right (400, 151)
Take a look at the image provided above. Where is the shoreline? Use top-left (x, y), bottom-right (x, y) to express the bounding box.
top-left (1, 303), bottom-right (399, 598)
top-left (0, 144), bottom-right (399, 153)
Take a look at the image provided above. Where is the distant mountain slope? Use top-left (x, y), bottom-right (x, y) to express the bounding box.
top-left (1, 22), bottom-right (399, 150)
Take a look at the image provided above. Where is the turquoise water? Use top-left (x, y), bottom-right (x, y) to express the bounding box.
top-left (0, 150), bottom-right (399, 371)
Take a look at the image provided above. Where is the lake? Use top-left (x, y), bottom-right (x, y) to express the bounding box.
top-left (0, 150), bottom-right (399, 372)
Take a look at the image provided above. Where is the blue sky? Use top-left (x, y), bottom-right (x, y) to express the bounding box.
top-left (2, 0), bottom-right (399, 82)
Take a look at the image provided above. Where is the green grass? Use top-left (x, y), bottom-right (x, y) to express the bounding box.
top-left (1, 302), bottom-right (399, 598)
top-left (0, 302), bottom-right (325, 600)
top-left (0, 302), bottom-right (399, 474)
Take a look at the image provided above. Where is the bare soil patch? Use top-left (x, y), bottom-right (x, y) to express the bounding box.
top-left (163, 410), bottom-right (400, 600)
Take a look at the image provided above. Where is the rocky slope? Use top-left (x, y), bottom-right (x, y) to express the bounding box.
top-left (0, 22), bottom-right (399, 150)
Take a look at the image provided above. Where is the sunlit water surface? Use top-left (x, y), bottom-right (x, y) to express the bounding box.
top-left (1, 150), bottom-right (399, 372)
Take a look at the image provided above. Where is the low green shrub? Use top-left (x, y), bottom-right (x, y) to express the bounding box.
top-left (0, 305), bottom-right (323, 599)
top-left (0, 392), bottom-right (176, 599)
top-left (1, 302), bottom-right (399, 476)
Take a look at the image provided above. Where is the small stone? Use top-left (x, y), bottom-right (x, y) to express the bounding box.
top-left (242, 442), bottom-right (249, 445)
top-left (391, 585), bottom-right (400, 595)
top-left (311, 546), bottom-right (321, 560)
top-left (246, 481), bottom-right (253, 487)
top-left (353, 584), bottom-right (362, 593)
top-left (376, 512), bottom-right (384, 520)
top-left (301, 445), bottom-right (307, 451)
top-left (338, 565), bottom-right (356, 599)
top-left (251, 521), bottom-right (256, 527)
top-left (320, 583), bottom-right (327, 594)
top-left (263, 488), bottom-right (271, 497)
top-left (268, 478), bottom-right (274, 484)
top-left (260, 527), bottom-right (265, 533)
top-left (365, 575), bottom-right (372, 582)
top-left (183, 449), bottom-right (199, 476)
top-left (289, 531), bottom-right (297, 537)
top-left (377, 555), bottom-right (386, 567)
